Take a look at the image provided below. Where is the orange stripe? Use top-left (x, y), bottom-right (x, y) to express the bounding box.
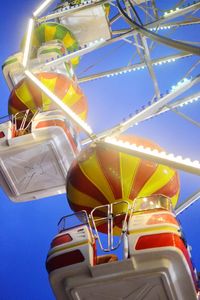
top-left (96, 146), bottom-right (122, 200)
top-left (71, 97), bottom-right (87, 115)
top-left (54, 73), bottom-right (71, 98)
top-left (129, 160), bottom-right (158, 199)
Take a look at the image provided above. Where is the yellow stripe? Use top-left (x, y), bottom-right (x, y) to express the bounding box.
top-left (40, 75), bottom-right (57, 109)
top-left (63, 32), bottom-right (75, 48)
top-left (120, 153), bottom-right (140, 199)
top-left (48, 240), bottom-right (90, 257)
top-left (71, 56), bottom-right (79, 66)
top-left (78, 110), bottom-right (87, 121)
top-left (32, 33), bottom-right (40, 49)
top-left (128, 225), bottom-right (179, 235)
top-left (15, 81), bottom-right (34, 109)
top-left (68, 182), bottom-right (102, 209)
top-left (62, 84), bottom-right (81, 107)
top-left (45, 25), bottom-right (57, 42)
top-left (79, 151), bottom-right (116, 203)
top-left (171, 190), bottom-right (180, 207)
top-left (138, 165), bottom-right (175, 197)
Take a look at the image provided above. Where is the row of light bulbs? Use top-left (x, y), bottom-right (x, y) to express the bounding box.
top-left (105, 56), bottom-right (183, 78)
top-left (163, 0), bottom-right (199, 16)
top-left (119, 77), bottom-right (199, 127)
top-left (104, 136), bottom-right (200, 170)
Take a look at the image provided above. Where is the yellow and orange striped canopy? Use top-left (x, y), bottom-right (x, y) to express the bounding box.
top-left (8, 72), bottom-right (88, 121)
top-left (66, 135), bottom-right (180, 234)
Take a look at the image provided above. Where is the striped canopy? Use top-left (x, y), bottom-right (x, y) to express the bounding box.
top-left (21, 22), bottom-right (79, 68)
top-left (66, 135), bottom-right (180, 234)
top-left (8, 72), bottom-right (88, 122)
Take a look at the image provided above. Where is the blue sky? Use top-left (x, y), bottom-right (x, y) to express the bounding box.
top-left (0, 1), bottom-right (200, 299)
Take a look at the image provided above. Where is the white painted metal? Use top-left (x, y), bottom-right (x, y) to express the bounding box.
top-left (59, 5), bottom-right (111, 48)
top-left (0, 110), bottom-right (80, 201)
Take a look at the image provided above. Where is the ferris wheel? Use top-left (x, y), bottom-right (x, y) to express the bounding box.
top-left (1, 0), bottom-right (200, 299)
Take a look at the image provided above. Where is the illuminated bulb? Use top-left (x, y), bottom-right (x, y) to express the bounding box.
top-left (144, 147), bottom-right (152, 153)
top-left (159, 151), bottom-right (167, 157)
top-left (123, 141), bottom-right (130, 146)
top-left (152, 149), bottom-right (159, 154)
top-left (130, 143), bottom-right (136, 148)
top-left (137, 145), bottom-right (144, 150)
top-left (193, 160), bottom-right (200, 166)
top-left (168, 153), bottom-right (175, 159)
top-left (176, 155), bottom-right (183, 161)
top-left (184, 158), bottom-right (191, 164)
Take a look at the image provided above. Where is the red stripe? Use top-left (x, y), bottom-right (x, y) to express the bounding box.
top-left (51, 233), bottom-right (72, 247)
top-left (67, 158), bottom-right (108, 207)
top-left (8, 88), bottom-right (29, 112)
top-left (129, 160), bottom-right (158, 199)
top-left (153, 171), bottom-right (180, 197)
top-left (67, 199), bottom-right (107, 218)
top-left (46, 249), bottom-right (84, 273)
top-left (96, 146), bottom-right (122, 200)
top-left (135, 233), bottom-right (198, 290)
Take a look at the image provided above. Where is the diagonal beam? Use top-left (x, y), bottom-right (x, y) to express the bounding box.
top-left (92, 75), bottom-right (200, 141)
top-left (175, 190), bottom-right (200, 215)
top-left (33, 0), bottom-right (55, 17)
top-left (24, 70), bottom-right (94, 137)
top-left (98, 137), bottom-right (200, 176)
top-left (78, 52), bottom-right (191, 83)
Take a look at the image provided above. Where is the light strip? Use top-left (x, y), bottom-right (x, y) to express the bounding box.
top-left (37, 0), bottom-right (107, 22)
top-left (22, 18), bottom-right (34, 68)
top-left (100, 137), bottom-right (200, 176)
top-left (31, 38), bottom-right (105, 72)
top-left (25, 70), bottom-right (93, 136)
top-left (33, 0), bottom-right (54, 17)
top-left (78, 53), bottom-right (191, 83)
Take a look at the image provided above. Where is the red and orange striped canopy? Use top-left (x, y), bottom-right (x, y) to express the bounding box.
top-left (66, 135), bottom-right (180, 234)
top-left (8, 72), bottom-right (88, 121)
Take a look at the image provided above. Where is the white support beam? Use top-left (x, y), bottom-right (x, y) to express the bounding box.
top-left (22, 18), bottom-right (34, 68)
top-left (175, 190), bottom-right (200, 215)
top-left (33, 0), bottom-right (55, 17)
top-left (24, 70), bottom-right (94, 137)
top-left (90, 75), bottom-right (200, 141)
top-left (78, 52), bottom-right (191, 83)
top-left (99, 137), bottom-right (200, 176)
